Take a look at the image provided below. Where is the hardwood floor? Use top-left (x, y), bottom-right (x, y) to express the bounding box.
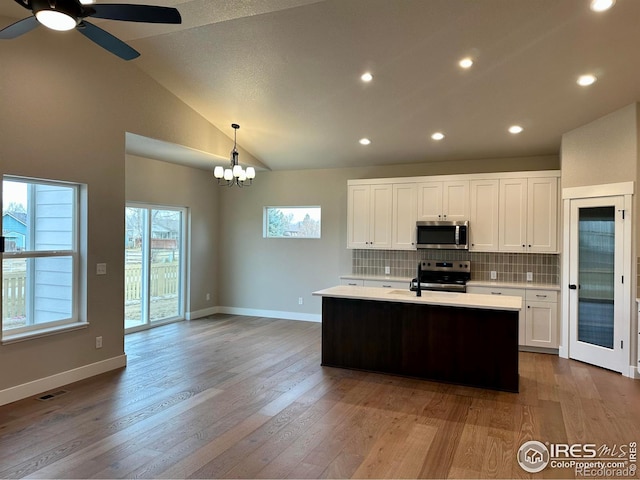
top-left (0, 315), bottom-right (638, 479)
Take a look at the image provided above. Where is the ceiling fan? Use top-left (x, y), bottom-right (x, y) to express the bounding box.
top-left (0, 0), bottom-right (181, 60)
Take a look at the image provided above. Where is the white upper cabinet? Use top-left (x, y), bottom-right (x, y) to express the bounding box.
top-left (348, 171), bottom-right (558, 253)
top-left (417, 180), bottom-right (469, 221)
top-left (347, 184), bottom-right (392, 249)
top-left (469, 179), bottom-right (499, 251)
top-left (392, 183), bottom-right (417, 250)
top-left (527, 177), bottom-right (558, 252)
top-left (499, 178), bottom-right (528, 251)
top-left (498, 177), bottom-right (558, 253)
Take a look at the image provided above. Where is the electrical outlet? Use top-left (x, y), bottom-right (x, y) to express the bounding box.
top-left (206, 293), bottom-right (210, 301)
top-left (95, 336), bottom-right (103, 349)
top-left (298, 297), bottom-right (303, 305)
top-left (96, 263), bottom-right (107, 275)
top-left (384, 266), bottom-right (391, 275)
top-left (526, 272), bottom-right (533, 282)
top-left (490, 271), bottom-right (497, 280)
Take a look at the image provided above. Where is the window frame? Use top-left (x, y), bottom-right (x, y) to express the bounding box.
top-left (263, 205), bottom-right (322, 239)
top-left (2, 176), bottom-right (85, 342)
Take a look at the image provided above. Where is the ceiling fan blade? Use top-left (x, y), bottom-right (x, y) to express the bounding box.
top-left (89, 4), bottom-right (181, 24)
top-left (0, 16), bottom-right (39, 39)
top-left (77, 21), bottom-right (140, 60)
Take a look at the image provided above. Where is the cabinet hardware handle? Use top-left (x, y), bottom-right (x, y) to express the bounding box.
top-left (383, 285), bottom-right (391, 288)
top-left (522, 244), bottom-right (525, 248)
top-left (528, 244), bottom-right (532, 248)
top-left (348, 283), bottom-right (358, 286)
top-left (536, 294), bottom-right (547, 298)
top-left (527, 305), bottom-right (530, 309)
top-left (491, 292), bottom-right (502, 295)
top-left (568, 284), bottom-right (577, 290)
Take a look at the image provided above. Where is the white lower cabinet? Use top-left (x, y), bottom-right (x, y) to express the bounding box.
top-left (340, 278), bottom-right (410, 289)
top-left (467, 285), bottom-right (559, 349)
top-left (525, 290), bottom-right (558, 349)
top-left (363, 279), bottom-right (410, 289)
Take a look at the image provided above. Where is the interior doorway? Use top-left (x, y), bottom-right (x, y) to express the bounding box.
top-left (563, 184), bottom-right (633, 375)
top-left (125, 204), bottom-right (186, 333)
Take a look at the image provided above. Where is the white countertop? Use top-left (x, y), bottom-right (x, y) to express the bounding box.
top-left (340, 275), bottom-right (560, 291)
top-left (313, 285), bottom-right (522, 311)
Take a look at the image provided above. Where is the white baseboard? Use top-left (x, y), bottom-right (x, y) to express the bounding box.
top-left (628, 365), bottom-right (640, 379)
top-left (217, 306), bottom-right (321, 323)
top-left (186, 306), bottom-right (219, 320)
top-left (0, 354), bottom-right (127, 407)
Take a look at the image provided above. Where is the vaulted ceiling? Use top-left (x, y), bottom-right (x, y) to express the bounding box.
top-left (3, 0), bottom-right (640, 171)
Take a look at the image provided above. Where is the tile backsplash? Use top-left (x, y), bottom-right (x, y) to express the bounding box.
top-left (352, 249), bottom-right (559, 285)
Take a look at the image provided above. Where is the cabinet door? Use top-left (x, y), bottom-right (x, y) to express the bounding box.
top-left (392, 183), bottom-right (417, 249)
top-left (347, 185), bottom-right (370, 248)
top-left (363, 280), bottom-right (409, 289)
top-left (527, 177), bottom-right (558, 252)
top-left (499, 178), bottom-right (527, 252)
top-left (442, 180), bottom-right (469, 221)
top-left (369, 184), bottom-right (393, 249)
top-left (417, 182), bottom-right (443, 221)
top-left (525, 301), bottom-right (558, 348)
top-left (469, 179), bottom-right (499, 251)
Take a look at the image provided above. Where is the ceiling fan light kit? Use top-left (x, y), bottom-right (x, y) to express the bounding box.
top-left (1, 0), bottom-right (181, 60)
top-left (33, 0), bottom-right (80, 31)
top-left (213, 124), bottom-right (256, 187)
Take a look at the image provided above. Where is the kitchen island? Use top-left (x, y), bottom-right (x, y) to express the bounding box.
top-left (312, 286), bottom-right (522, 392)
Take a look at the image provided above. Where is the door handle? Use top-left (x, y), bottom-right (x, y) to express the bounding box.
top-left (569, 284), bottom-right (577, 290)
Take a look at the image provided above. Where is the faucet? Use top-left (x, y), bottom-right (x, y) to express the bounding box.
top-left (416, 262), bottom-right (422, 297)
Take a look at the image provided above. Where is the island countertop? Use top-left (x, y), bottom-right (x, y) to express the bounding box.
top-left (313, 285), bottom-right (522, 311)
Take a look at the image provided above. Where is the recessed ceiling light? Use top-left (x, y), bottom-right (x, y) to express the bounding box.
top-left (508, 125), bottom-right (523, 134)
top-left (361, 72), bottom-right (373, 82)
top-left (577, 74), bottom-right (597, 86)
top-left (359, 138), bottom-right (371, 145)
top-left (459, 58), bottom-right (473, 69)
top-left (431, 132), bottom-right (445, 141)
top-left (590, 0), bottom-right (615, 12)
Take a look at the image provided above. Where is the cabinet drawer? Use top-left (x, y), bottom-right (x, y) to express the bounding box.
top-left (364, 280), bottom-right (409, 289)
top-left (467, 286), bottom-right (525, 298)
top-left (525, 289), bottom-right (558, 303)
top-left (340, 278), bottom-right (364, 287)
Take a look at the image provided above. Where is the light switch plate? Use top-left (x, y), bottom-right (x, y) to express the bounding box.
top-left (96, 263), bottom-right (107, 275)
top-left (385, 266), bottom-right (391, 275)
top-left (526, 272), bottom-right (533, 282)
top-left (490, 271), bottom-right (497, 280)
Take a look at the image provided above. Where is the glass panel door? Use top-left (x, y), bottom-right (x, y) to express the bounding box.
top-left (577, 206), bottom-right (615, 349)
top-left (149, 209), bottom-right (182, 323)
top-left (568, 196), bottom-right (625, 373)
top-left (125, 205), bottom-right (185, 332)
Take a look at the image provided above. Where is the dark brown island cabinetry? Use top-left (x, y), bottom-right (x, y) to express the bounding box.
top-left (320, 296), bottom-right (519, 392)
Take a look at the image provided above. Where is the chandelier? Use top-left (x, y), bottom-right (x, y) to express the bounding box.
top-left (213, 123), bottom-right (256, 187)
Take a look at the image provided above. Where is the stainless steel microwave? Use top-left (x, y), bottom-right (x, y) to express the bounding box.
top-left (416, 221), bottom-right (469, 250)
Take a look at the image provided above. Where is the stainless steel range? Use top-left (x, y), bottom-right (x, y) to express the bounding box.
top-left (410, 260), bottom-right (471, 293)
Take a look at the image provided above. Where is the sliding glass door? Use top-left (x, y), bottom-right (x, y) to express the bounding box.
top-left (125, 204), bottom-right (186, 332)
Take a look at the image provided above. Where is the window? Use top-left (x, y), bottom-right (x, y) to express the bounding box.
top-left (2, 177), bottom-right (83, 338)
top-left (263, 206), bottom-right (321, 238)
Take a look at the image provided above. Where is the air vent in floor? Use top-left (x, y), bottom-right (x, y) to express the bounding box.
top-left (36, 390), bottom-right (68, 401)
